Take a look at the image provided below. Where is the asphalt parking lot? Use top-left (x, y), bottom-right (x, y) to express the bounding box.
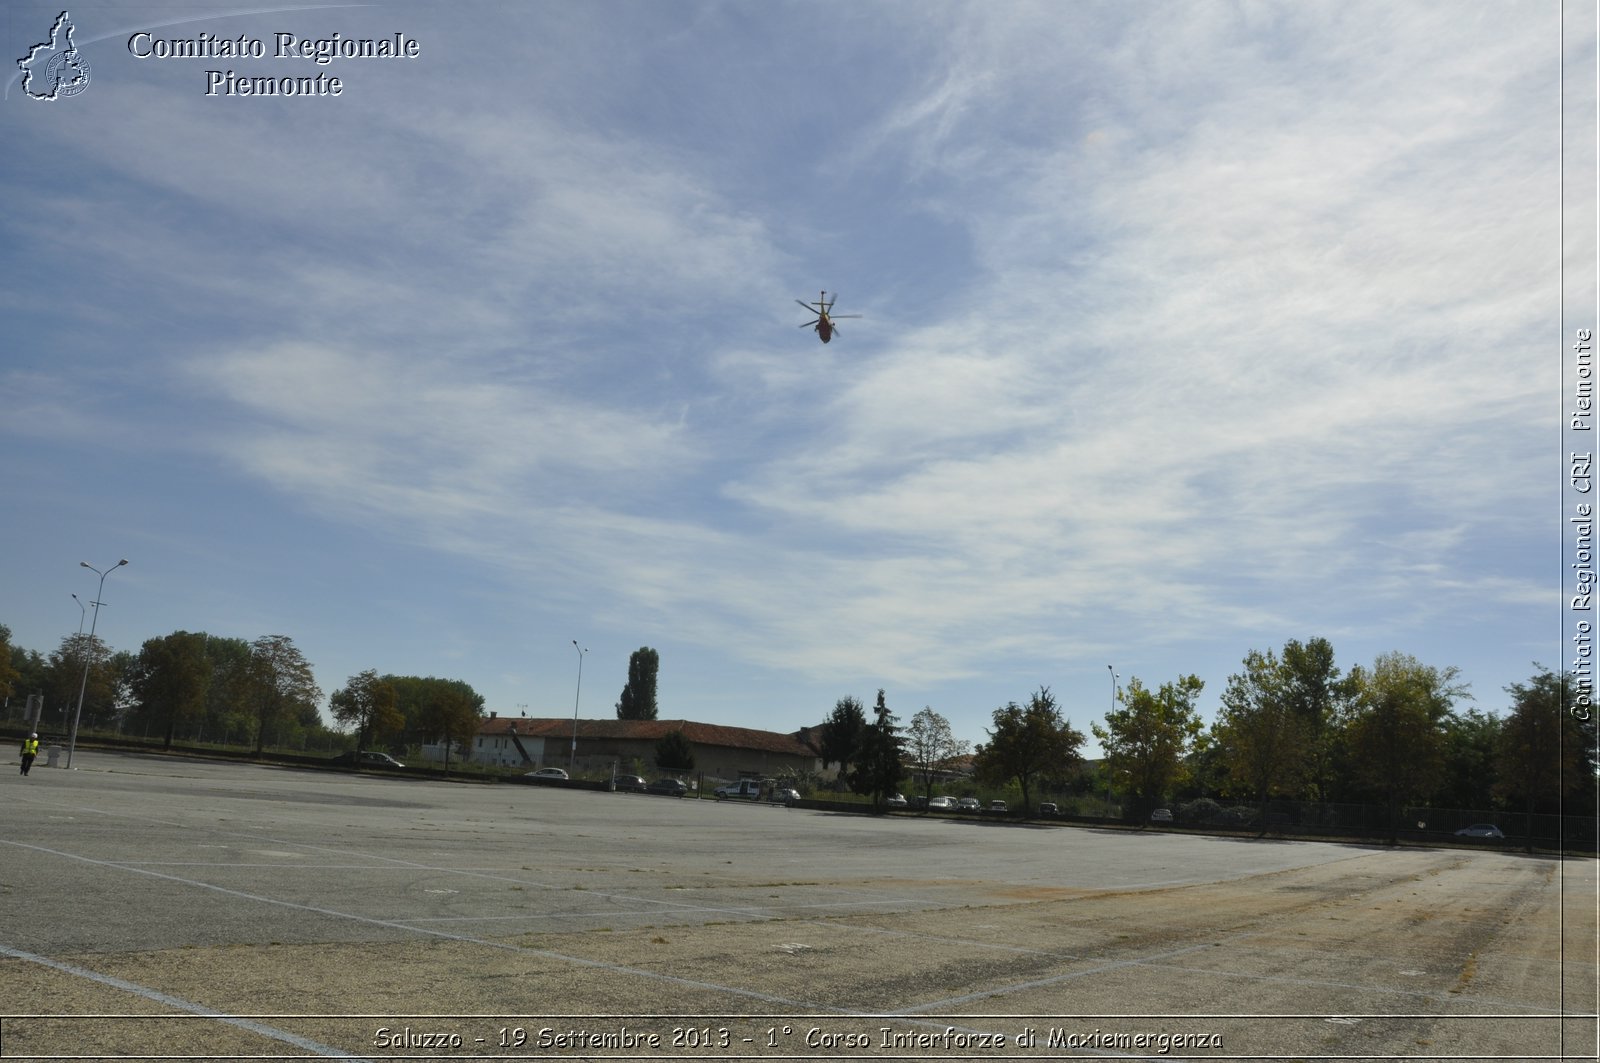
top-left (1, 751), bottom-right (1594, 1060)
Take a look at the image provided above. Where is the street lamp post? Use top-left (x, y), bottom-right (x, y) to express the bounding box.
top-left (570, 640), bottom-right (586, 771)
top-left (1108, 664), bottom-right (1118, 713)
top-left (69, 559), bottom-right (128, 769)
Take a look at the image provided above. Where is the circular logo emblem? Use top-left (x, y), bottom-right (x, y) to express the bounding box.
top-left (45, 48), bottom-right (90, 97)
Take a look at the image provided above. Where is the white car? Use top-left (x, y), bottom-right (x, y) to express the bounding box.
top-left (928, 796), bottom-right (956, 810)
top-left (885, 793), bottom-right (908, 808)
top-left (988, 800), bottom-right (1008, 813)
top-left (525, 767), bottom-right (569, 780)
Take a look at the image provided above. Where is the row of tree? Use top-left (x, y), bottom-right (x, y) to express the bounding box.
top-left (0, 624), bottom-right (488, 760)
top-left (0, 624), bottom-right (677, 755)
top-left (6, 620), bottom-right (1593, 830)
top-left (814, 639), bottom-right (1598, 836)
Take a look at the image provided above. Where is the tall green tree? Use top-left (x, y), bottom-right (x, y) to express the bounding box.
top-left (974, 687), bottom-right (1084, 814)
top-left (904, 706), bottom-right (970, 803)
top-left (818, 696), bottom-right (868, 789)
top-left (1342, 652), bottom-right (1468, 843)
top-left (47, 634), bottom-right (117, 731)
top-left (131, 631), bottom-right (211, 749)
top-left (200, 635), bottom-right (257, 745)
top-left (855, 690), bottom-right (904, 808)
top-left (1213, 648), bottom-right (1312, 824)
top-left (417, 677), bottom-right (484, 771)
top-left (1495, 667), bottom-right (1597, 824)
top-left (1436, 708), bottom-right (1503, 810)
top-left (1093, 674), bottom-right (1205, 818)
top-left (329, 669), bottom-right (402, 753)
top-left (615, 647), bottom-right (660, 720)
top-left (1278, 637), bottom-right (1354, 800)
top-left (247, 635), bottom-right (322, 755)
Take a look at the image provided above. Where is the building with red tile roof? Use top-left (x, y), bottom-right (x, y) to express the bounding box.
top-left (463, 713), bottom-right (824, 782)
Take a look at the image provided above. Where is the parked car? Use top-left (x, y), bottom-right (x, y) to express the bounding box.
top-left (1454, 823), bottom-right (1505, 839)
top-left (928, 796), bottom-right (956, 810)
top-left (957, 797), bottom-right (981, 812)
top-left (1038, 802), bottom-right (1059, 817)
top-left (525, 767), bottom-right (569, 780)
top-left (332, 751), bottom-right (405, 769)
top-left (988, 799), bottom-right (1008, 813)
top-left (1150, 808), bottom-right (1174, 823)
top-left (714, 779), bottom-right (763, 800)
top-left (647, 777), bottom-right (688, 797)
top-left (768, 787), bottom-right (801, 804)
top-left (613, 774), bottom-right (648, 792)
top-left (885, 793), bottom-right (908, 809)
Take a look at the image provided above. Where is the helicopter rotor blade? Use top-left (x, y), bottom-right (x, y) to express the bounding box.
top-left (830, 314), bottom-right (862, 319)
top-left (798, 319), bottom-right (820, 328)
top-left (796, 299), bottom-right (820, 312)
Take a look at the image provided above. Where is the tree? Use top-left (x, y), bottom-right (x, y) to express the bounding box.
top-left (1213, 648), bottom-right (1312, 826)
top-left (1093, 674), bottom-right (1205, 818)
top-left (199, 635), bottom-right (257, 745)
top-left (1496, 667), bottom-right (1597, 827)
top-left (381, 675), bottom-right (477, 750)
top-left (1436, 708), bottom-right (1502, 811)
top-left (1278, 637), bottom-right (1354, 800)
top-left (855, 690), bottom-right (905, 808)
top-left (1342, 652), bottom-right (1468, 843)
top-left (655, 727), bottom-right (695, 772)
top-left (0, 624), bottom-right (19, 701)
top-left (818, 696), bottom-right (867, 789)
top-left (904, 707), bottom-right (970, 803)
top-left (416, 677), bottom-right (484, 771)
top-left (8, 640), bottom-right (48, 708)
top-left (130, 631), bottom-right (211, 749)
top-left (246, 635), bottom-right (322, 755)
top-left (615, 647), bottom-right (660, 720)
top-left (974, 687), bottom-right (1084, 814)
top-left (329, 669), bottom-right (402, 752)
top-left (47, 633), bottom-right (117, 731)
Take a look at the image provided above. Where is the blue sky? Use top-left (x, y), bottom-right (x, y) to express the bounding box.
top-left (2, 1), bottom-right (1592, 754)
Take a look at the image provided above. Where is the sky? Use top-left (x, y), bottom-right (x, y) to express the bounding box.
top-left (2, 1), bottom-right (1595, 755)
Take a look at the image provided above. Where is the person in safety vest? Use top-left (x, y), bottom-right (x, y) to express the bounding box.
top-left (20, 733), bottom-right (40, 776)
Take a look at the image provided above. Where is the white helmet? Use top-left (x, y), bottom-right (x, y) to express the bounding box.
top-left (29, 732), bottom-right (38, 738)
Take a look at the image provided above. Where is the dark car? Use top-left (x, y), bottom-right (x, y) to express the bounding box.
top-left (332, 751), bottom-right (405, 769)
top-left (647, 778), bottom-right (688, 797)
top-left (614, 774), bottom-right (648, 792)
top-left (1454, 823), bottom-right (1505, 840)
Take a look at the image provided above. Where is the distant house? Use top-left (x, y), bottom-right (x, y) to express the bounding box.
top-left (434, 713), bottom-right (824, 782)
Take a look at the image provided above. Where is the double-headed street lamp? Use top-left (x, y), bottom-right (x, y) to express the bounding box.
top-left (570, 640), bottom-right (587, 771)
top-left (69, 558), bottom-right (128, 769)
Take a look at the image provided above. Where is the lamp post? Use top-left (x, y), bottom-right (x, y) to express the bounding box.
top-left (1107, 664), bottom-right (1118, 713)
top-left (570, 640), bottom-right (586, 771)
top-left (69, 559), bottom-right (128, 769)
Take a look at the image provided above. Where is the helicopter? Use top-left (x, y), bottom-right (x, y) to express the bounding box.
top-left (795, 291), bottom-right (861, 344)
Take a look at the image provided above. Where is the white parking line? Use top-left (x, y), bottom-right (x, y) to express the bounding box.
top-left (0, 942), bottom-right (371, 1061)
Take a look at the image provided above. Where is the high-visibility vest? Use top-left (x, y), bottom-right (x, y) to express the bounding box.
top-left (22, 739), bottom-right (39, 756)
